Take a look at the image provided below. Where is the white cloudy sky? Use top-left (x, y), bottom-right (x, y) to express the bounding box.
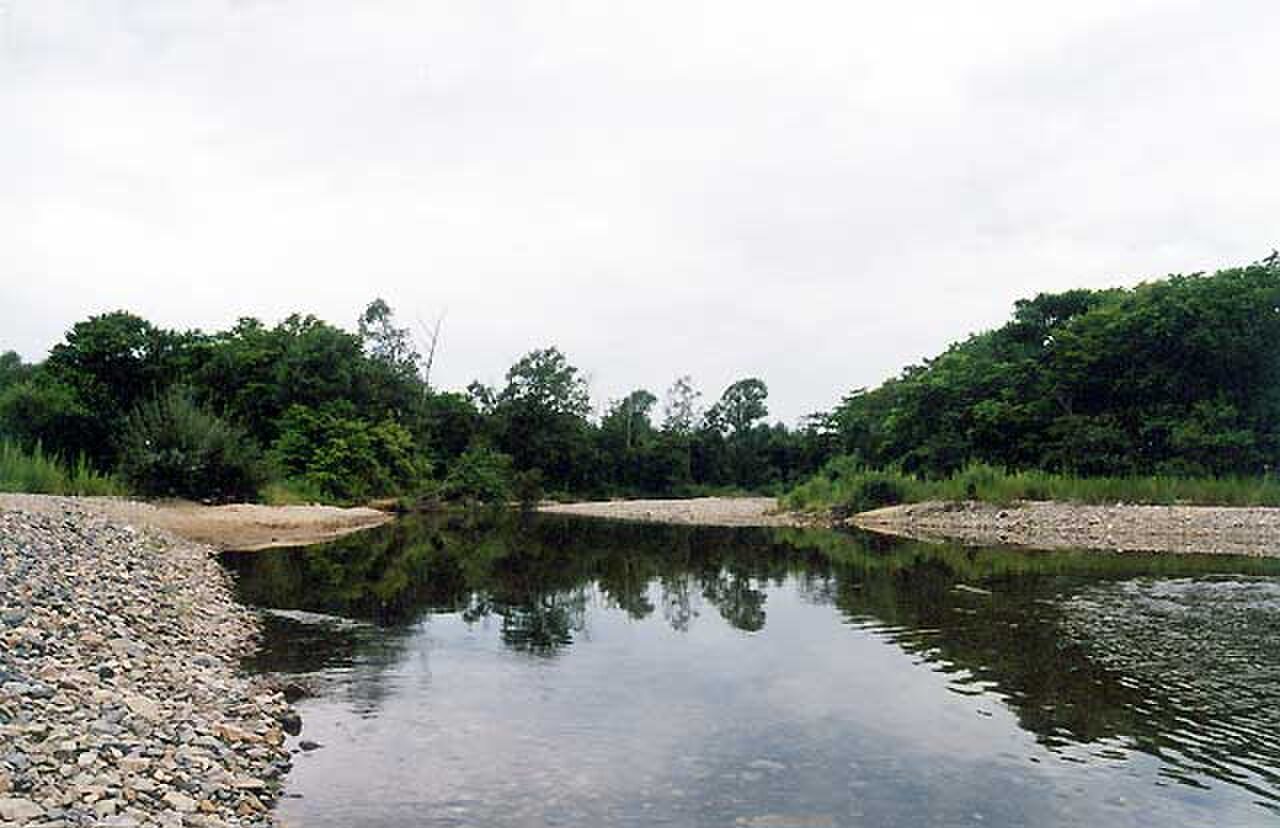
top-left (2, 1), bottom-right (1278, 421)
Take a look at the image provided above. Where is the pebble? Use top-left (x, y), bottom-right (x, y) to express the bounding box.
top-left (0, 497), bottom-right (296, 826)
top-left (0, 798), bottom-right (44, 822)
top-left (163, 791), bottom-right (198, 813)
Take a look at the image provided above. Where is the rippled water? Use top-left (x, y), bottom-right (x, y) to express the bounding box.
top-left (221, 513), bottom-right (1280, 827)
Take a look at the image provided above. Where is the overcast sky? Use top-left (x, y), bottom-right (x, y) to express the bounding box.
top-left (3, 1), bottom-right (1278, 421)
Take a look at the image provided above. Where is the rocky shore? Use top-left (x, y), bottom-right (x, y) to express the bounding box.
top-left (0, 496), bottom-right (295, 827)
top-left (531, 495), bottom-right (1280, 556)
top-left (853, 500), bottom-right (1280, 556)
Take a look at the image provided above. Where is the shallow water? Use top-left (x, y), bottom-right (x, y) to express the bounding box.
top-left (221, 513), bottom-right (1280, 827)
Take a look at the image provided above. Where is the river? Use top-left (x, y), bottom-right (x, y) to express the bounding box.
top-left (221, 512), bottom-right (1280, 827)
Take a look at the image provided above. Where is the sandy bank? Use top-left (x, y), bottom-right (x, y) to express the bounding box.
top-left (853, 500), bottom-right (1280, 556)
top-left (0, 496), bottom-right (393, 552)
top-left (539, 497), bottom-right (807, 528)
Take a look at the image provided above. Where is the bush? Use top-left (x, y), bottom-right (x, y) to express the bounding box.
top-left (270, 404), bottom-right (421, 502)
top-left (825, 474), bottom-right (908, 519)
top-left (441, 446), bottom-right (514, 504)
top-left (119, 389), bottom-right (264, 502)
top-left (512, 468), bottom-right (545, 510)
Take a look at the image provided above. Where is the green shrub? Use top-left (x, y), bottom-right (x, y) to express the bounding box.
top-left (270, 404), bottom-right (421, 502)
top-left (119, 389), bottom-right (264, 502)
top-left (441, 446), bottom-right (514, 504)
top-left (844, 475), bottom-right (907, 514)
top-left (512, 468), bottom-right (545, 510)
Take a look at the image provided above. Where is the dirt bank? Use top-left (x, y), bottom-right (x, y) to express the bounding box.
top-left (0, 495), bottom-right (392, 552)
top-left (853, 500), bottom-right (1280, 556)
top-left (539, 497), bottom-right (807, 528)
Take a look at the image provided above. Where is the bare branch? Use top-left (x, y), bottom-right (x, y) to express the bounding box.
top-left (415, 310), bottom-right (446, 388)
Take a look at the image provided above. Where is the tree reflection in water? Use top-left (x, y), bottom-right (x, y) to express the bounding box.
top-left (223, 511), bottom-right (1280, 811)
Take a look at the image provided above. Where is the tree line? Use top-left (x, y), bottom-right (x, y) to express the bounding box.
top-left (0, 301), bottom-right (829, 503)
top-left (817, 254), bottom-right (1280, 479)
top-left (4, 254), bottom-right (1277, 506)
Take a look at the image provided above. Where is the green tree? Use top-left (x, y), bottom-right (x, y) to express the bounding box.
top-left (41, 312), bottom-right (196, 465)
top-left (0, 378), bottom-right (96, 461)
top-left (662, 375), bottom-right (702, 434)
top-left (0, 351), bottom-right (31, 392)
top-left (489, 347), bottom-right (595, 492)
top-left (358, 298), bottom-right (420, 372)
top-left (602, 389), bottom-right (658, 450)
top-left (708, 378), bottom-right (769, 436)
top-left (419, 391), bottom-right (482, 470)
top-left (596, 389), bottom-right (662, 493)
top-left (357, 299), bottom-right (425, 419)
top-left (197, 313), bottom-right (421, 445)
top-left (825, 255), bottom-right (1280, 477)
top-left (497, 347), bottom-right (591, 418)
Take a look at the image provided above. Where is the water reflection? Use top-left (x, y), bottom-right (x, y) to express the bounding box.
top-left (222, 513), bottom-right (1280, 826)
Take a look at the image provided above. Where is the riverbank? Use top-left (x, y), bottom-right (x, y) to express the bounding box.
top-left (854, 500), bottom-right (1280, 556)
top-left (539, 497), bottom-right (808, 527)
top-left (543, 495), bottom-right (1280, 557)
top-left (0, 497), bottom-right (393, 552)
top-left (0, 495), bottom-right (295, 827)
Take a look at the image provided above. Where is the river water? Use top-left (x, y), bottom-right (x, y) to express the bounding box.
top-left (220, 513), bottom-right (1280, 827)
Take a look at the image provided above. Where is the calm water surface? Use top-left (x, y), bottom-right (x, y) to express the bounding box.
top-left (221, 513), bottom-right (1280, 828)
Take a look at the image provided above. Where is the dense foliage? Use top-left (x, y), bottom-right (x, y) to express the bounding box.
top-left (269, 404), bottom-right (419, 501)
top-left (0, 306), bottom-right (821, 502)
top-left (440, 446), bottom-right (516, 505)
top-left (7, 255), bottom-right (1275, 506)
top-left (118, 389), bottom-right (264, 501)
top-left (825, 257), bottom-right (1280, 478)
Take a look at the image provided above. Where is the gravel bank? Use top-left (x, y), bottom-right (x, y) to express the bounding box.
top-left (854, 500), bottom-right (1280, 556)
top-left (0, 495), bottom-right (296, 827)
top-left (539, 497), bottom-right (806, 527)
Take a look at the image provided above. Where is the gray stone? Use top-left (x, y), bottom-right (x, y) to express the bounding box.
top-left (0, 797), bottom-right (45, 822)
top-left (162, 791), bottom-right (197, 813)
top-left (3, 751), bottom-right (31, 771)
top-left (94, 798), bottom-right (121, 818)
top-left (278, 711), bottom-right (302, 736)
top-left (2, 609), bottom-right (28, 627)
top-left (0, 501), bottom-right (293, 827)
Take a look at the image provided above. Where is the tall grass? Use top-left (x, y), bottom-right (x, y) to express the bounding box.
top-left (0, 439), bottom-right (124, 497)
top-left (260, 477), bottom-right (329, 506)
top-left (783, 457), bottom-right (1280, 514)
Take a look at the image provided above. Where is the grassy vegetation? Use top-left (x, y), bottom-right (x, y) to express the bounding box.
top-left (0, 439), bottom-right (124, 497)
top-left (783, 457), bottom-right (1280, 515)
top-left (259, 477), bottom-right (330, 506)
